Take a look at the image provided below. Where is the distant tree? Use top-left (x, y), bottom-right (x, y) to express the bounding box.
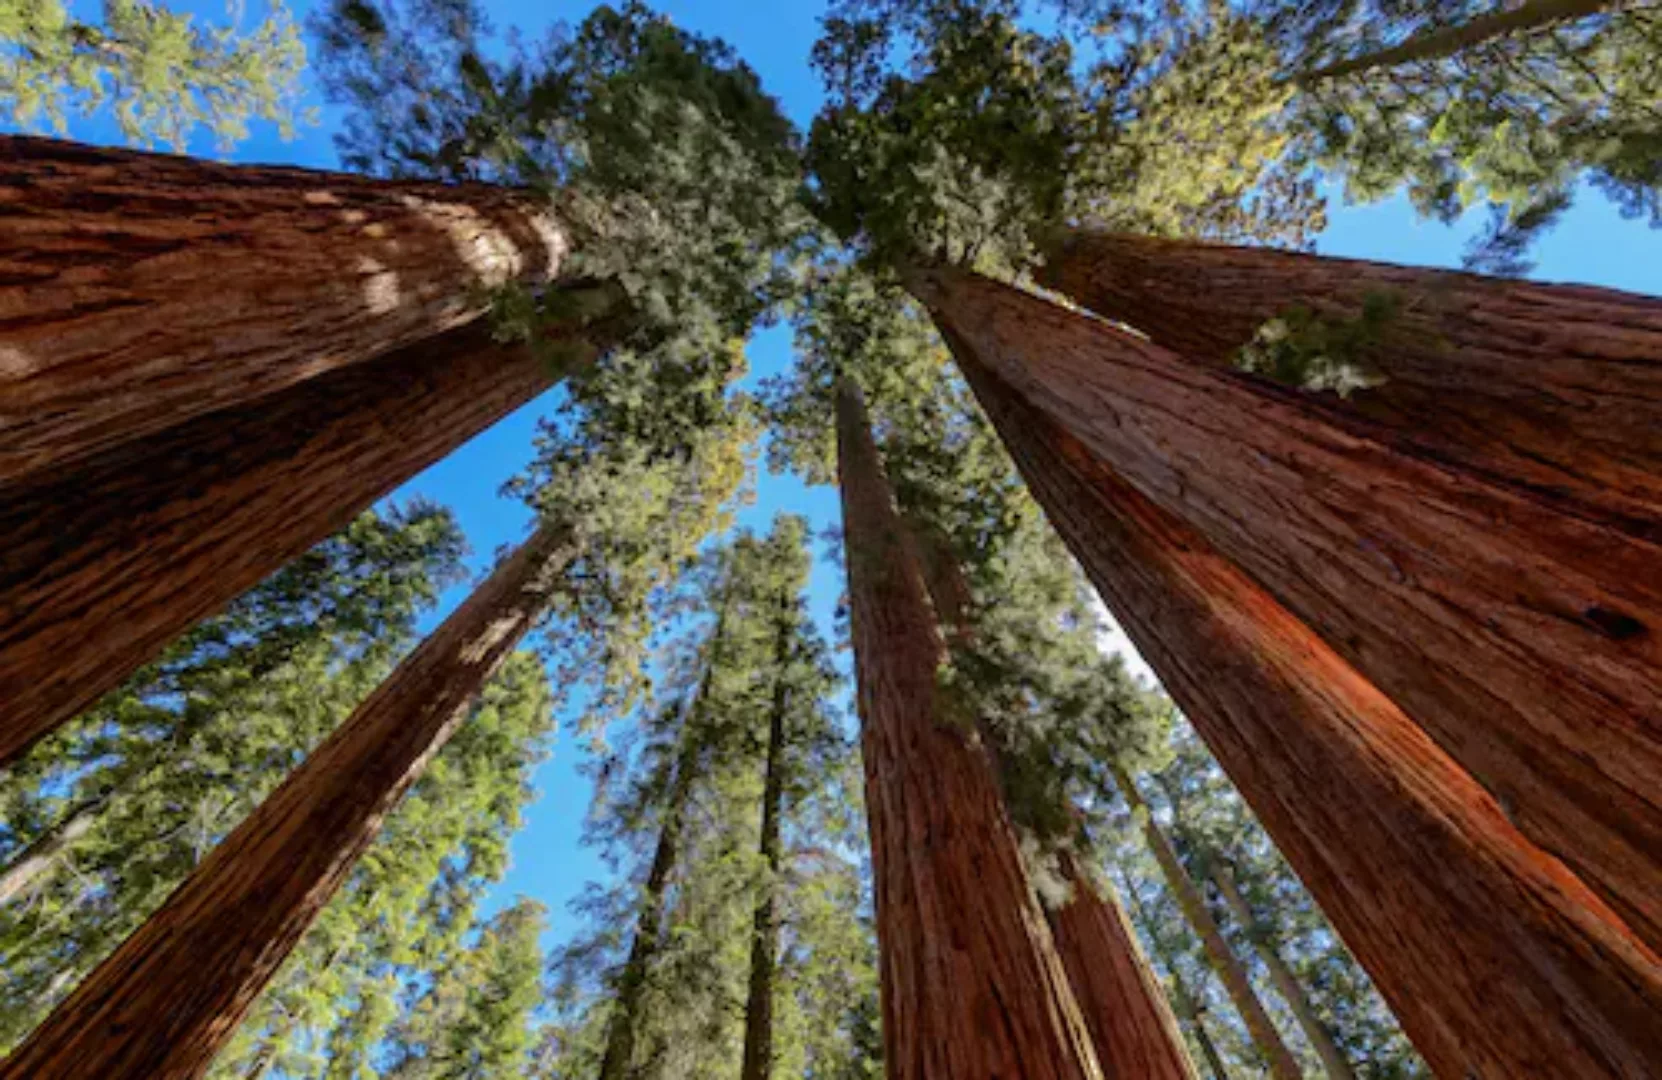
top-left (0, 0), bottom-right (308, 147)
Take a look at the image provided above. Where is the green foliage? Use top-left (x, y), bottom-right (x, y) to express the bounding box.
top-left (0, 0), bottom-right (308, 148)
top-left (805, 0), bottom-right (1326, 268)
top-left (1233, 290), bottom-right (1398, 397)
top-left (0, 503), bottom-right (464, 1052)
top-left (315, 0), bottom-right (810, 346)
top-left (539, 517), bottom-right (877, 1080)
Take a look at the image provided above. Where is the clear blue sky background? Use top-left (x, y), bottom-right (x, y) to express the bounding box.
top-left (21, 0), bottom-right (1662, 955)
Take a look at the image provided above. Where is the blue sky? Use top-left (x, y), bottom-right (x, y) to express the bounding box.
top-left (23, 0), bottom-right (1662, 954)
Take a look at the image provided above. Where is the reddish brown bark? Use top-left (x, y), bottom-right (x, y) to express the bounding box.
top-left (0, 324), bottom-right (557, 768)
top-left (1046, 851), bottom-right (1198, 1080)
top-left (1037, 229), bottom-right (1662, 538)
top-left (0, 135), bottom-right (565, 484)
top-left (835, 380), bottom-right (1102, 1080)
top-left (950, 342), bottom-right (1662, 1077)
top-left (914, 266), bottom-right (1662, 955)
top-left (1111, 767), bottom-right (1301, 1080)
top-left (0, 522), bottom-right (573, 1080)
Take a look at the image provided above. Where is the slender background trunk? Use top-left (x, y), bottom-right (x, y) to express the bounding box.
top-left (0, 325), bottom-right (563, 769)
top-left (0, 522), bottom-right (574, 1080)
top-left (1109, 767), bottom-right (1301, 1080)
top-left (1122, 873), bottom-right (1233, 1080)
top-left (0, 134), bottom-right (565, 484)
top-left (0, 796), bottom-right (101, 903)
top-left (948, 337), bottom-right (1662, 1078)
top-left (916, 266), bottom-right (1662, 955)
top-left (1296, 0), bottom-right (1614, 83)
top-left (1038, 229), bottom-right (1662, 538)
top-left (835, 380), bottom-right (1102, 1080)
top-left (740, 593), bottom-right (793, 1080)
top-left (1207, 861), bottom-right (1357, 1080)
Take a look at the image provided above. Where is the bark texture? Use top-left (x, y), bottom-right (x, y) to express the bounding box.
top-left (1038, 229), bottom-right (1662, 538)
top-left (1111, 768), bottom-right (1300, 1080)
top-left (1208, 862), bottom-right (1357, 1080)
top-left (917, 266), bottom-right (1662, 954)
top-left (950, 341), bottom-right (1662, 1077)
top-left (0, 135), bottom-right (565, 483)
top-left (1046, 852), bottom-right (1198, 1080)
top-left (1298, 0), bottom-right (1614, 82)
top-left (835, 380), bottom-right (1102, 1080)
top-left (740, 593), bottom-right (793, 1080)
top-left (0, 522), bottom-right (573, 1080)
top-left (0, 325), bottom-right (555, 768)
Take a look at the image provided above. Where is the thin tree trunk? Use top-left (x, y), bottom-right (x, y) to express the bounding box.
top-left (1109, 767), bottom-right (1301, 1080)
top-left (0, 795), bottom-right (101, 903)
top-left (1047, 851), bottom-right (1199, 1080)
top-left (0, 323), bottom-right (576, 769)
top-left (0, 134), bottom-right (567, 484)
top-left (0, 521), bottom-right (574, 1080)
top-left (946, 341), bottom-right (1662, 1077)
top-left (740, 591), bottom-right (793, 1080)
top-left (599, 586), bottom-right (735, 1080)
top-left (597, 738), bottom-right (699, 1080)
top-left (1121, 872), bottom-right (1232, 1080)
top-left (835, 379), bottom-right (1102, 1080)
top-left (1297, 0), bottom-right (1614, 83)
top-left (1208, 861), bottom-right (1357, 1080)
top-left (914, 265), bottom-right (1662, 955)
top-left (1036, 229), bottom-right (1662, 538)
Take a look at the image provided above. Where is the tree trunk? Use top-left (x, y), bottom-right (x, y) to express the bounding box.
top-left (1046, 851), bottom-right (1198, 1080)
top-left (834, 379), bottom-right (1102, 1080)
top-left (901, 512), bottom-right (1191, 1080)
top-left (597, 739), bottom-right (698, 1080)
top-left (946, 340), bottom-right (1662, 1077)
top-left (740, 591), bottom-right (793, 1080)
top-left (1296, 0), bottom-right (1614, 83)
top-left (1121, 872), bottom-right (1232, 1080)
top-left (1208, 861), bottom-right (1357, 1080)
top-left (914, 265), bottom-right (1662, 956)
top-left (0, 135), bottom-right (567, 485)
top-left (0, 521), bottom-right (574, 1080)
top-left (0, 795), bottom-right (101, 903)
top-left (0, 324), bottom-right (566, 769)
top-left (599, 588), bottom-right (734, 1080)
top-left (1109, 767), bottom-right (1300, 1080)
top-left (1036, 229), bottom-right (1662, 539)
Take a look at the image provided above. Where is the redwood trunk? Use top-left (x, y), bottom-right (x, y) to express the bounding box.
top-left (949, 340), bottom-right (1662, 1077)
top-left (740, 593), bottom-right (792, 1080)
top-left (1046, 852), bottom-right (1198, 1080)
top-left (1110, 768), bottom-right (1300, 1080)
top-left (834, 380), bottom-right (1102, 1080)
top-left (0, 135), bottom-right (565, 484)
top-left (1297, 0), bottom-right (1613, 83)
top-left (0, 325), bottom-right (556, 768)
top-left (1037, 229), bottom-right (1662, 538)
top-left (1208, 862), bottom-right (1357, 1080)
top-left (917, 266), bottom-right (1662, 954)
top-left (0, 522), bottom-right (573, 1080)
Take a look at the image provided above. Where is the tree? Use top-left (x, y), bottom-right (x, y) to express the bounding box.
top-left (380, 898), bottom-right (549, 1079)
top-left (0, 0), bottom-right (307, 148)
top-left (0, 331), bottom-right (553, 770)
top-left (911, 264), bottom-right (1662, 958)
top-left (0, 135), bottom-right (569, 486)
top-left (948, 333), bottom-right (1662, 1076)
top-left (1035, 229), bottom-right (1662, 534)
top-left (0, 502), bottom-right (463, 1047)
top-left (1, 325), bottom-right (755, 1078)
top-left (834, 377), bottom-right (1100, 1079)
